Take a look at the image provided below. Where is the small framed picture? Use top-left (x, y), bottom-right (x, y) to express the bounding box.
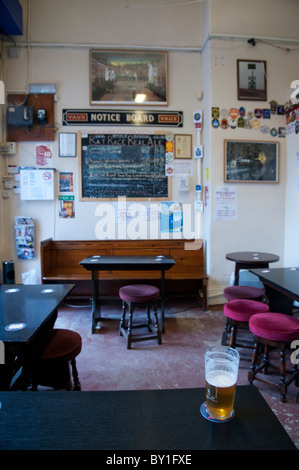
top-left (59, 133), bottom-right (77, 157)
top-left (237, 60), bottom-right (267, 101)
top-left (174, 134), bottom-right (192, 159)
top-left (224, 140), bottom-right (279, 183)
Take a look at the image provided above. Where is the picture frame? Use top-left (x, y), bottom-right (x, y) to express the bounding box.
top-left (224, 140), bottom-right (279, 183)
top-left (59, 132), bottom-right (77, 157)
top-left (174, 134), bottom-right (192, 159)
top-left (237, 60), bottom-right (267, 101)
top-left (90, 50), bottom-right (168, 106)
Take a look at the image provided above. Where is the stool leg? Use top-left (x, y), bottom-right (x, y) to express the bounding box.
top-left (71, 358), bottom-right (81, 391)
top-left (120, 300), bottom-right (126, 335)
top-left (221, 318), bottom-right (231, 346)
top-left (146, 305), bottom-right (152, 331)
top-left (127, 302), bottom-right (134, 349)
top-left (278, 343), bottom-right (287, 403)
top-left (248, 338), bottom-right (259, 384)
top-left (229, 320), bottom-right (238, 349)
top-left (152, 301), bottom-right (162, 345)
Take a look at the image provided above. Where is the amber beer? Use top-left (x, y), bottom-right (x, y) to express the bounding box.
top-left (205, 347), bottom-right (240, 421)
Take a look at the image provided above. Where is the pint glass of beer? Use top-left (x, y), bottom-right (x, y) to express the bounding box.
top-left (204, 346), bottom-right (240, 421)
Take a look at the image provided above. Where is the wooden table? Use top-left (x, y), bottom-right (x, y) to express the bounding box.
top-left (250, 267), bottom-right (299, 314)
top-left (226, 251), bottom-right (279, 285)
top-left (0, 386), bottom-right (296, 450)
top-left (80, 255), bottom-right (175, 333)
top-left (0, 283), bottom-right (74, 389)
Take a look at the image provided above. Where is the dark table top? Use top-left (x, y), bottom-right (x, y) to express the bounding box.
top-left (226, 251), bottom-right (280, 265)
top-left (0, 284), bottom-right (74, 343)
top-left (80, 255), bottom-right (175, 271)
top-left (0, 386), bottom-right (296, 450)
top-left (250, 267), bottom-right (299, 300)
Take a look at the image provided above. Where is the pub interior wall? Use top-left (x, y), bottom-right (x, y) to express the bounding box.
top-left (0, 0), bottom-right (298, 304)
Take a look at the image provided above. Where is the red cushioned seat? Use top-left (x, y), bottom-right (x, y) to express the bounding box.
top-left (224, 299), bottom-right (269, 322)
top-left (119, 284), bottom-right (160, 303)
top-left (224, 285), bottom-right (265, 301)
top-left (222, 299), bottom-right (270, 349)
top-left (248, 313), bottom-right (299, 402)
top-left (119, 284), bottom-right (162, 349)
top-left (249, 313), bottom-right (299, 342)
top-left (23, 329), bottom-right (82, 391)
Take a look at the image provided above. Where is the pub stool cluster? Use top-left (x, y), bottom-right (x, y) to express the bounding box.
top-left (222, 299), bottom-right (270, 349)
top-left (119, 284), bottom-right (162, 349)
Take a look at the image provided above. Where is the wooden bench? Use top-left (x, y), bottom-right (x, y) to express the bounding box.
top-left (40, 238), bottom-right (208, 310)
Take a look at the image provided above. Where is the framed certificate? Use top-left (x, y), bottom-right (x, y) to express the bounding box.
top-left (59, 132), bottom-right (77, 157)
top-left (174, 134), bottom-right (192, 159)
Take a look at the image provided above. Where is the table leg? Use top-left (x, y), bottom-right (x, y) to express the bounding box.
top-left (91, 271), bottom-right (101, 333)
top-left (264, 285), bottom-right (294, 315)
top-left (161, 271), bottom-right (165, 333)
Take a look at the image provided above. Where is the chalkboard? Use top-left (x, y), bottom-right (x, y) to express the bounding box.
top-left (80, 133), bottom-right (169, 200)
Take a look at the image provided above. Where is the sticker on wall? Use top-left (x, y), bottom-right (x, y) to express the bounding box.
top-left (269, 100), bottom-right (278, 114)
top-left (237, 117), bottom-right (245, 128)
top-left (220, 118), bottom-right (229, 129)
top-left (59, 195), bottom-right (75, 218)
top-left (254, 109), bottom-right (263, 119)
top-left (252, 119), bottom-right (260, 129)
top-left (212, 118), bottom-right (219, 128)
top-left (270, 127), bottom-right (278, 136)
top-left (278, 127), bottom-right (286, 137)
top-left (263, 109), bottom-right (271, 119)
top-left (211, 107), bottom-right (219, 118)
top-left (239, 106), bottom-right (246, 117)
top-left (260, 125), bottom-right (270, 134)
top-left (229, 108), bottom-right (239, 119)
top-left (36, 144), bottom-right (52, 166)
top-left (229, 119), bottom-right (237, 129)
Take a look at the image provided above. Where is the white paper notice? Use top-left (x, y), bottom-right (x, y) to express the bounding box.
top-left (20, 169), bottom-right (54, 200)
top-left (215, 204), bottom-right (237, 221)
top-left (214, 185), bottom-right (238, 203)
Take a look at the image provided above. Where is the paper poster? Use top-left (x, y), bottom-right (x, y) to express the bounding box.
top-left (20, 169), bottom-right (54, 200)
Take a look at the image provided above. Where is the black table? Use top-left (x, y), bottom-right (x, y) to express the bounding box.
top-left (80, 255), bottom-right (175, 333)
top-left (0, 386), bottom-right (296, 450)
top-left (226, 251), bottom-right (280, 285)
top-left (250, 267), bottom-right (299, 314)
top-left (0, 283), bottom-right (74, 389)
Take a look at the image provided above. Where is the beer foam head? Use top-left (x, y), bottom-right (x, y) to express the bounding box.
top-left (207, 370), bottom-right (236, 387)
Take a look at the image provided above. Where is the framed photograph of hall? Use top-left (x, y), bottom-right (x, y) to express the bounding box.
top-left (224, 140), bottom-right (279, 183)
top-left (90, 50), bottom-right (168, 105)
top-left (237, 60), bottom-right (267, 101)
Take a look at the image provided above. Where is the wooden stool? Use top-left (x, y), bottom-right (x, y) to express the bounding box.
top-left (23, 329), bottom-right (82, 391)
top-left (248, 312), bottom-right (299, 402)
top-left (119, 284), bottom-right (162, 349)
top-left (222, 299), bottom-right (269, 349)
top-left (224, 285), bottom-right (265, 302)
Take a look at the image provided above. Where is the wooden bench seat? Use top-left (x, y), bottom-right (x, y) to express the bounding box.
top-left (40, 238), bottom-right (208, 310)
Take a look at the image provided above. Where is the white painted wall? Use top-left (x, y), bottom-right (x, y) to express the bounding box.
top-left (1, 0), bottom-right (299, 304)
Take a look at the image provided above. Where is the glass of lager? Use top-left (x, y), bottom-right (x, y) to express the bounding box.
top-left (202, 346), bottom-right (240, 422)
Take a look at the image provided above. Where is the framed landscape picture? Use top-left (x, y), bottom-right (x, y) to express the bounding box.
top-left (224, 140), bottom-right (279, 183)
top-left (90, 50), bottom-right (168, 106)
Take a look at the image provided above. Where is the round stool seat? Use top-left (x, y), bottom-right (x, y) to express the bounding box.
top-left (34, 329), bottom-right (82, 363)
top-left (119, 284), bottom-right (160, 303)
top-left (224, 285), bottom-right (265, 301)
top-left (249, 313), bottom-right (299, 342)
top-left (224, 299), bottom-right (269, 322)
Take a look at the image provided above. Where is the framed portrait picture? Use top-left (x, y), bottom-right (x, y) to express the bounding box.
top-left (237, 60), bottom-right (267, 101)
top-left (224, 140), bottom-right (279, 183)
top-left (174, 134), bottom-right (192, 159)
top-left (90, 50), bottom-right (168, 106)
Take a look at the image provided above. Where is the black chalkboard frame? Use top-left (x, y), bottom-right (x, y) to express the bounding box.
top-left (78, 132), bottom-right (171, 201)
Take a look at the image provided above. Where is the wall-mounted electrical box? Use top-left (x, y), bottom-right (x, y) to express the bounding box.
top-left (7, 105), bottom-right (34, 127)
top-left (0, 142), bottom-right (16, 155)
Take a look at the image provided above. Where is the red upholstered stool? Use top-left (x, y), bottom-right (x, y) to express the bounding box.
top-left (248, 313), bottom-right (299, 402)
top-left (224, 285), bottom-right (265, 302)
top-left (24, 329), bottom-right (82, 391)
top-left (222, 299), bottom-right (270, 349)
top-left (119, 284), bottom-right (162, 349)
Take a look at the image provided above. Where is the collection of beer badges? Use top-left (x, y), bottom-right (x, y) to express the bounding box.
top-left (211, 101), bottom-right (286, 137)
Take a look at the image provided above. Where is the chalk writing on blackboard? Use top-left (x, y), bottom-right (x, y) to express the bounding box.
top-left (80, 134), bottom-right (169, 199)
